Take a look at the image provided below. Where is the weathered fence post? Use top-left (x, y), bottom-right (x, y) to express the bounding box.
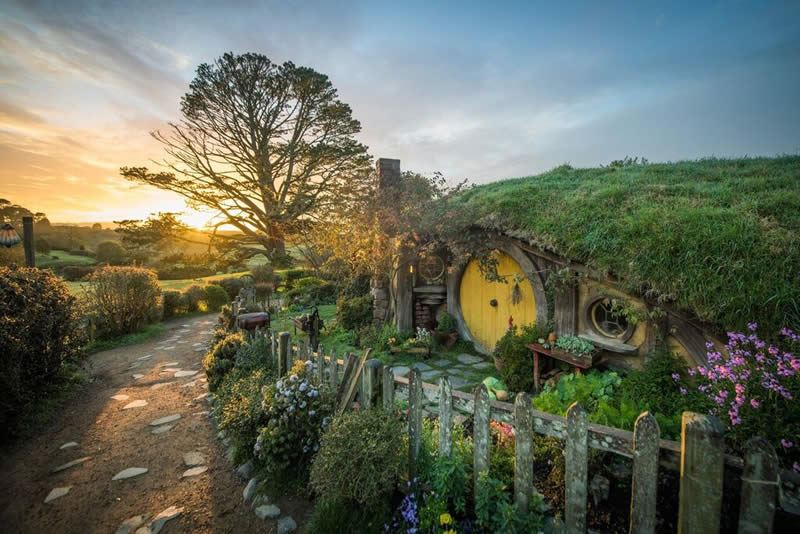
top-left (409, 368), bottom-right (423, 479)
top-left (362, 359), bottom-right (383, 408)
top-left (297, 340), bottom-right (306, 362)
top-left (514, 392), bottom-right (534, 514)
top-left (566, 402), bottom-right (588, 534)
top-left (271, 334), bottom-right (278, 369)
top-left (737, 437), bottom-right (779, 534)
top-left (678, 412), bottom-right (724, 534)
top-left (382, 366), bottom-right (394, 410)
top-left (473, 383), bottom-right (490, 503)
top-left (439, 376), bottom-right (453, 457)
top-left (278, 332), bottom-right (290, 377)
top-left (630, 412), bottom-right (660, 534)
top-left (329, 349), bottom-right (339, 390)
top-left (316, 344), bottom-right (325, 383)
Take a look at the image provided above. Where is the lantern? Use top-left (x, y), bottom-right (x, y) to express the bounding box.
top-left (0, 223), bottom-right (21, 248)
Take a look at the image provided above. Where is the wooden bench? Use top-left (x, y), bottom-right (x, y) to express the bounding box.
top-left (526, 343), bottom-right (606, 393)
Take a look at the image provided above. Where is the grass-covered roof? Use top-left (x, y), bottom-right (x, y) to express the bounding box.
top-left (454, 156), bottom-right (800, 335)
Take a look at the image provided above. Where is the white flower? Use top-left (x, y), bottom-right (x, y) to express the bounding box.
top-left (308, 410), bottom-right (316, 416)
top-left (289, 374), bottom-right (298, 382)
top-left (299, 382), bottom-right (308, 392)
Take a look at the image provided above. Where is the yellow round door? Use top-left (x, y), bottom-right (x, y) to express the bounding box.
top-left (458, 252), bottom-right (537, 353)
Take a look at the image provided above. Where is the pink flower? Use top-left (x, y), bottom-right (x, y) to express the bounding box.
top-left (671, 373), bottom-right (680, 381)
top-left (781, 439), bottom-right (793, 449)
top-left (750, 399), bottom-right (759, 409)
top-left (679, 387), bottom-right (687, 395)
top-left (687, 367), bottom-right (696, 376)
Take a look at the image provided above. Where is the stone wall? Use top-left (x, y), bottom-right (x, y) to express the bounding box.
top-left (371, 276), bottom-right (390, 326)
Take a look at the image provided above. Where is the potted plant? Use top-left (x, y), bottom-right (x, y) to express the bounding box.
top-left (433, 311), bottom-right (459, 349)
top-left (553, 334), bottom-right (595, 361)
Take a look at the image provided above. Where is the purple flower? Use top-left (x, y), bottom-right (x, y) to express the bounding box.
top-left (671, 373), bottom-right (680, 381)
top-left (680, 387), bottom-right (687, 395)
top-left (747, 322), bottom-right (758, 331)
top-left (794, 462), bottom-right (800, 473)
top-left (687, 367), bottom-right (696, 376)
top-left (781, 439), bottom-right (793, 449)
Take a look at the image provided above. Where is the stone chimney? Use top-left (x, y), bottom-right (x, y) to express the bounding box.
top-left (376, 158), bottom-right (401, 189)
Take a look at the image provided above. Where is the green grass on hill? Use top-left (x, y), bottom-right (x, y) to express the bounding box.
top-left (455, 156), bottom-right (800, 334)
top-left (36, 250), bottom-right (97, 267)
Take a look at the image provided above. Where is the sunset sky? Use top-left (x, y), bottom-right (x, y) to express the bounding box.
top-left (1, 0), bottom-right (799, 226)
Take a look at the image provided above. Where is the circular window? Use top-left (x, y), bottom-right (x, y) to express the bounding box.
top-left (585, 296), bottom-right (635, 341)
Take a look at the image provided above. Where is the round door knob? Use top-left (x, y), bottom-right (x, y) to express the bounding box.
top-left (489, 299), bottom-right (498, 307)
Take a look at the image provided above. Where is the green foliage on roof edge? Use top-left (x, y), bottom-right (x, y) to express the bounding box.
top-left (450, 155), bottom-right (800, 336)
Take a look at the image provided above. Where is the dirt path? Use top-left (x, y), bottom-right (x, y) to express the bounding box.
top-left (0, 314), bottom-right (310, 533)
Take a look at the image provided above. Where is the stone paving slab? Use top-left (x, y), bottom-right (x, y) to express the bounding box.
top-left (44, 486), bottom-right (71, 503)
top-left (457, 354), bottom-right (484, 365)
top-left (112, 467), bottom-right (148, 480)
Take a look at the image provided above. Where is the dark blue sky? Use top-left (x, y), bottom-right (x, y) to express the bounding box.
top-left (1, 0), bottom-right (798, 221)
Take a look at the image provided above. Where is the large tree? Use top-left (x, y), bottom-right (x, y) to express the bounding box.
top-left (121, 52), bottom-right (372, 264)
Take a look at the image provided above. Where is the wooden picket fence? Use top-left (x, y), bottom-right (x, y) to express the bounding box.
top-left (249, 328), bottom-right (786, 534)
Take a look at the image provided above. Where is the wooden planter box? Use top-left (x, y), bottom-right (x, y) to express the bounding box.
top-left (390, 345), bottom-right (431, 356)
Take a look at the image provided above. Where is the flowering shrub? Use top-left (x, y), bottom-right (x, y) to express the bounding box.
top-left (676, 324), bottom-right (800, 470)
top-left (254, 360), bottom-right (333, 476)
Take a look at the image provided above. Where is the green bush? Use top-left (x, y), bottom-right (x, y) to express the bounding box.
top-left (284, 268), bottom-right (313, 289)
top-left (217, 276), bottom-right (248, 300)
top-left (60, 264), bottom-right (97, 281)
top-left (254, 281), bottom-right (274, 302)
top-left (336, 294), bottom-right (374, 331)
top-left (214, 367), bottom-right (274, 463)
top-left (496, 324), bottom-right (547, 392)
top-left (250, 263), bottom-right (279, 285)
top-left (311, 409), bottom-right (405, 505)
top-left (156, 264), bottom-right (215, 280)
top-left (203, 333), bottom-right (245, 391)
top-left (162, 290), bottom-right (183, 318)
top-left (35, 237), bottom-right (50, 254)
top-left (95, 240), bottom-right (128, 265)
top-left (204, 284), bottom-right (229, 311)
top-left (180, 284), bottom-right (207, 312)
top-left (0, 266), bottom-right (86, 440)
top-left (85, 266), bottom-right (162, 336)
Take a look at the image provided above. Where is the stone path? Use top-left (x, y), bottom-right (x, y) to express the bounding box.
top-left (389, 352), bottom-right (498, 392)
top-left (0, 313), bottom-right (310, 533)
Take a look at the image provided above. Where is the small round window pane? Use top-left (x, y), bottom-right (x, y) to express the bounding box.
top-left (590, 300), bottom-right (629, 339)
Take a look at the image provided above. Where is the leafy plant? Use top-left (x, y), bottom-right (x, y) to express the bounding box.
top-left (0, 266), bottom-right (87, 440)
top-left (495, 323), bottom-right (547, 392)
top-left (436, 311), bottom-right (458, 333)
top-left (204, 284), bottom-right (229, 311)
top-left (311, 408), bottom-right (405, 505)
top-left (336, 294), bottom-right (373, 331)
top-left (203, 333), bottom-right (245, 391)
top-left (180, 283), bottom-right (207, 312)
top-left (554, 334), bottom-right (594, 357)
top-left (162, 290), bottom-right (183, 318)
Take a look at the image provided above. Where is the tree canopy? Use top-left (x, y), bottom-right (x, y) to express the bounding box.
top-left (121, 52), bottom-right (372, 265)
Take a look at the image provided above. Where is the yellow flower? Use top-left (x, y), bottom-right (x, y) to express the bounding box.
top-left (440, 513), bottom-right (452, 525)
top-left (443, 530), bottom-right (456, 534)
